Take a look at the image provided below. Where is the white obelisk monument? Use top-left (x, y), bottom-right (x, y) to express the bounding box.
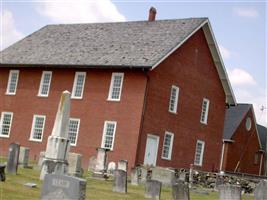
top-left (40, 91), bottom-right (71, 180)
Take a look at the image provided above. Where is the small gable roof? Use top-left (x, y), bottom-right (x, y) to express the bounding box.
top-left (257, 124), bottom-right (267, 151)
top-left (223, 104), bottom-right (252, 140)
top-left (0, 18), bottom-right (236, 105)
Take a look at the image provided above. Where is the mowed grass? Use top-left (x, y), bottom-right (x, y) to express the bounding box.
top-left (0, 157), bottom-right (254, 200)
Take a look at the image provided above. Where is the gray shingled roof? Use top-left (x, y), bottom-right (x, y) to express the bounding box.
top-left (0, 18), bottom-right (207, 67)
top-left (257, 124), bottom-right (267, 151)
top-left (223, 104), bottom-right (252, 140)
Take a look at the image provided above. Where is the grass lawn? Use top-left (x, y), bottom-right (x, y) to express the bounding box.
top-left (0, 157), bottom-right (254, 200)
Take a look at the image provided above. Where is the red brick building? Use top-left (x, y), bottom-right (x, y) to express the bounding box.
top-left (220, 104), bottom-right (266, 175)
top-left (0, 12), bottom-right (236, 172)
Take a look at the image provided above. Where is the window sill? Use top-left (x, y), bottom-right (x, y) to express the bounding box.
top-left (194, 163), bottom-right (202, 167)
top-left (71, 96), bottom-right (83, 100)
top-left (107, 98), bottom-right (121, 102)
top-left (0, 135), bottom-right (10, 138)
top-left (37, 94), bottom-right (49, 98)
top-left (200, 121), bottom-right (208, 125)
top-left (161, 157), bottom-right (171, 161)
top-left (29, 139), bottom-right (42, 143)
top-left (5, 93), bottom-right (16, 96)
top-left (168, 110), bottom-right (177, 114)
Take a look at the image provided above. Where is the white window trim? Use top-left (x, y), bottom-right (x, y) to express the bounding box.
top-left (0, 112), bottom-right (13, 138)
top-left (69, 118), bottom-right (80, 147)
top-left (29, 115), bottom-right (46, 142)
top-left (161, 131), bottom-right (174, 160)
top-left (71, 72), bottom-right (86, 99)
top-left (38, 71), bottom-right (52, 97)
top-left (194, 140), bottom-right (205, 166)
top-left (101, 121), bottom-right (117, 151)
top-left (6, 70), bottom-right (19, 95)
top-left (200, 98), bottom-right (210, 124)
top-left (107, 72), bottom-right (124, 101)
top-left (168, 85), bottom-right (179, 114)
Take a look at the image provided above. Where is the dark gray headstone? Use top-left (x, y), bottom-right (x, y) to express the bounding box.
top-left (113, 169), bottom-right (127, 193)
top-left (172, 181), bottom-right (190, 200)
top-left (254, 180), bottom-right (267, 200)
top-left (7, 143), bottom-right (20, 174)
top-left (41, 174), bottom-right (86, 200)
top-left (145, 180), bottom-right (162, 200)
top-left (218, 185), bottom-right (241, 200)
top-left (0, 164), bottom-right (6, 181)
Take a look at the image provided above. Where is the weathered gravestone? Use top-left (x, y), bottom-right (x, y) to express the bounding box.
top-left (38, 151), bottom-right (45, 168)
top-left (218, 185), bottom-right (241, 200)
top-left (140, 166), bottom-right (148, 183)
top-left (145, 180), bottom-right (162, 200)
top-left (113, 169), bottom-right (127, 193)
top-left (215, 173), bottom-right (225, 190)
top-left (88, 156), bottom-right (96, 172)
top-left (19, 146), bottom-right (30, 168)
top-left (7, 143), bottom-right (20, 174)
top-left (92, 148), bottom-right (108, 178)
top-left (151, 167), bottom-right (176, 186)
top-left (67, 152), bottom-right (82, 177)
top-left (178, 172), bottom-right (187, 182)
top-left (254, 180), bottom-right (267, 200)
top-left (117, 160), bottom-right (128, 172)
top-left (107, 162), bottom-right (116, 175)
top-left (40, 91), bottom-right (71, 180)
top-left (172, 180), bottom-right (190, 200)
top-left (41, 174), bottom-right (86, 200)
top-left (131, 167), bottom-right (140, 186)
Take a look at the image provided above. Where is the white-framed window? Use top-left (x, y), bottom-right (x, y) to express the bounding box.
top-left (38, 71), bottom-right (52, 97)
top-left (101, 121), bottom-right (117, 150)
top-left (0, 112), bottom-right (13, 138)
top-left (168, 85), bottom-right (179, 113)
top-left (71, 72), bottom-right (86, 99)
top-left (29, 115), bottom-right (46, 142)
top-left (108, 73), bottom-right (124, 101)
top-left (68, 118), bottom-right (80, 146)
top-left (200, 98), bottom-right (210, 124)
top-left (161, 131), bottom-right (174, 160)
top-left (194, 140), bottom-right (205, 166)
top-left (6, 70), bottom-right (19, 95)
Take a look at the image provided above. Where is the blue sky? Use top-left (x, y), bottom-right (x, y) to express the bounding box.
top-left (1, 0), bottom-right (266, 126)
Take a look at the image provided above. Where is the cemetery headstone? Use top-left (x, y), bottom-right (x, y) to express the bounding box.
top-left (7, 143), bottom-right (20, 174)
top-left (19, 146), bottom-right (30, 168)
top-left (145, 180), bottom-right (162, 200)
top-left (40, 91), bottom-right (71, 180)
top-left (218, 185), bottom-right (241, 200)
top-left (88, 156), bottom-right (96, 172)
top-left (172, 180), bottom-right (190, 200)
top-left (0, 164), bottom-right (6, 181)
top-left (117, 160), bottom-right (128, 172)
top-left (140, 167), bottom-right (148, 183)
top-left (131, 167), bottom-right (140, 186)
top-left (38, 151), bottom-right (45, 168)
top-left (41, 174), bottom-right (86, 200)
top-left (151, 167), bottom-right (176, 186)
top-left (67, 152), bottom-right (82, 177)
top-left (92, 148), bottom-right (108, 179)
top-left (254, 180), bottom-right (267, 200)
top-left (215, 173), bottom-right (225, 190)
top-left (113, 169), bottom-right (127, 193)
top-left (107, 162), bottom-right (116, 175)
top-left (178, 172), bottom-right (187, 182)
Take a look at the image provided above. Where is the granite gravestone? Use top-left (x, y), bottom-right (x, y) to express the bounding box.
top-left (7, 143), bottom-right (20, 174)
top-left (145, 180), bottom-right (162, 200)
top-left (107, 162), bottom-right (116, 175)
top-left (117, 160), bottom-right (128, 172)
top-left (131, 167), bottom-right (140, 186)
top-left (151, 167), bottom-right (176, 186)
top-left (67, 152), bottom-right (82, 177)
top-left (41, 174), bottom-right (86, 200)
top-left (113, 169), bottom-right (127, 193)
top-left (38, 151), bottom-right (45, 168)
top-left (254, 180), bottom-right (267, 200)
top-left (172, 180), bottom-right (190, 200)
top-left (19, 146), bottom-right (30, 168)
top-left (218, 185), bottom-right (241, 200)
top-left (92, 148), bottom-right (108, 178)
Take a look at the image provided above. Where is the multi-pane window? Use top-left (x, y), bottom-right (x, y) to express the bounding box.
top-left (162, 131), bottom-right (174, 160)
top-left (71, 72), bottom-right (86, 99)
top-left (30, 115), bottom-right (45, 142)
top-left (194, 140), bottom-right (205, 166)
top-left (200, 98), bottom-right (210, 124)
top-left (68, 118), bottom-right (80, 146)
top-left (108, 73), bottom-right (124, 101)
top-left (168, 85), bottom-right (179, 113)
top-left (38, 71), bottom-right (52, 97)
top-left (101, 121), bottom-right (117, 150)
top-left (0, 112), bottom-right (13, 137)
top-left (6, 70), bottom-right (19, 95)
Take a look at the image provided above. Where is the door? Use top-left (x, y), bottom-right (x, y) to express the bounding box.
top-left (144, 134), bottom-right (159, 166)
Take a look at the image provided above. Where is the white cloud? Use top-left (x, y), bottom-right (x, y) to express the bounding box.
top-left (219, 45), bottom-right (231, 60)
top-left (228, 68), bottom-right (256, 87)
top-left (0, 9), bottom-right (24, 50)
top-left (227, 68), bottom-right (266, 126)
top-left (36, 0), bottom-right (126, 24)
top-left (234, 8), bottom-right (259, 18)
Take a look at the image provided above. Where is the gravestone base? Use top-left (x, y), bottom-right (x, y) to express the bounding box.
top-left (91, 171), bottom-right (108, 180)
top-left (41, 174), bottom-right (86, 200)
top-left (40, 159), bottom-right (68, 180)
